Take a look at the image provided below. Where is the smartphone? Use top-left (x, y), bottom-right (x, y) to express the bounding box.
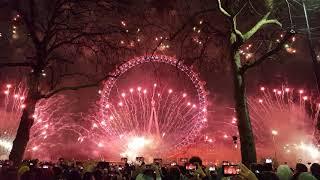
top-left (118, 167), bottom-right (123, 170)
top-left (222, 165), bottom-right (240, 176)
top-left (171, 162), bottom-right (177, 166)
top-left (43, 165), bottom-right (49, 169)
top-left (186, 163), bottom-right (196, 170)
top-left (265, 158), bottom-right (272, 163)
top-left (209, 166), bottom-right (215, 171)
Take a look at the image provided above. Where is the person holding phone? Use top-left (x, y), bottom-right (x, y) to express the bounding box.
top-left (135, 163), bottom-right (162, 180)
top-left (238, 163), bottom-right (258, 180)
top-left (187, 156), bottom-right (207, 179)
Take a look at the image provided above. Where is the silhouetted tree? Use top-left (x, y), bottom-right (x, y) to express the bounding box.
top-left (0, 0), bottom-right (135, 165)
top-left (216, 0), bottom-right (295, 165)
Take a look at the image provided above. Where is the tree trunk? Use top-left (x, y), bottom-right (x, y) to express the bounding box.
top-left (231, 50), bottom-right (257, 166)
top-left (9, 73), bottom-right (39, 166)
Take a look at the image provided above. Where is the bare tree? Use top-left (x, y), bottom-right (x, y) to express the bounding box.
top-left (0, 0), bottom-right (135, 165)
top-left (215, 0), bottom-right (295, 165)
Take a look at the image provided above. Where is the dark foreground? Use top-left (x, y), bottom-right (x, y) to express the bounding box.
top-left (1, 156), bottom-right (320, 180)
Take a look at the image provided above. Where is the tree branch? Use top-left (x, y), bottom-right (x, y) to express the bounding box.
top-left (241, 30), bottom-right (295, 72)
top-left (217, 0), bottom-right (244, 43)
top-left (42, 74), bottom-right (117, 99)
top-left (217, 0), bottom-right (231, 17)
top-left (243, 12), bottom-right (282, 41)
top-left (0, 62), bottom-right (33, 69)
top-left (232, 16), bottom-right (244, 42)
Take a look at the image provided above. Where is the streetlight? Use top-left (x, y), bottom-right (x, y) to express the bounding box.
top-left (271, 130), bottom-right (278, 160)
top-left (271, 130), bottom-right (278, 136)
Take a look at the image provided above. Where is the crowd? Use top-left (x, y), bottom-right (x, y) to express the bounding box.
top-left (1, 156), bottom-right (320, 180)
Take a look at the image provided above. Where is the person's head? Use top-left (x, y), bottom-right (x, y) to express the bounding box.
top-left (298, 172), bottom-right (317, 180)
top-left (168, 166), bottom-right (181, 180)
top-left (295, 163), bottom-right (308, 173)
top-left (189, 156), bottom-right (202, 166)
top-left (143, 168), bottom-right (156, 179)
top-left (178, 165), bottom-right (187, 175)
top-left (310, 163), bottom-right (320, 177)
top-left (276, 165), bottom-right (293, 180)
top-left (83, 172), bottom-right (95, 180)
top-left (93, 169), bottom-right (103, 180)
top-left (68, 170), bottom-right (81, 180)
top-left (52, 166), bottom-right (62, 177)
top-left (257, 171), bottom-right (280, 180)
top-left (264, 163), bottom-right (273, 171)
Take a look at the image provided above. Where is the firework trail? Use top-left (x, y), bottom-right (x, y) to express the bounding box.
top-left (247, 86), bottom-right (320, 162)
top-left (86, 84), bottom-right (205, 161)
top-left (248, 86), bottom-right (319, 144)
top-left (83, 56), bottom-right (208, 161)
top-left (0, 83), bottom-right (27, 159)
top-left (0, 82), bottom-right (88, 160)
top-left (25, 95), bottom-right (88, 160)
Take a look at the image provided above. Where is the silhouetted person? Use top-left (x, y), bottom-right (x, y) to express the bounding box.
top-left (83, 172), bottom-right (95, 180)
top-left (189, 156), bottom-right (202, 166)
top-left (67, 170), bottom-right (81, 180)
top-left (310, 163), bottom-right (320, 180)
top-left (291, 163), bottom-right (308, 180)
top-left (258, 171), bottom-right (280, 180)
top-left (167, 166), bottom-right (181, 180)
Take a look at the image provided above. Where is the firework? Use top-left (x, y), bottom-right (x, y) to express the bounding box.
top-left (248, 86), bottom-right (319, 143)
top-left (0, 83), bottom-right (27, 159)
top-left (87, 55), bottom-right (207, 161)
top-left (25, 95), bottom-right (87, 160)
top-left (0, 82), bottom-right (86, 160)
top-left (247, 86), bottom-right (320, 161)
